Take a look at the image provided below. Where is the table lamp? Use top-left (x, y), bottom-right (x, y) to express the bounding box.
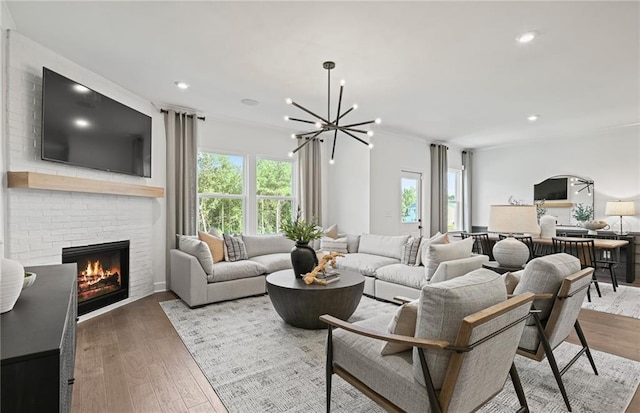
top-left (605, 200), bottom-right (636, 235)
top-left (488, 205), bottom-right (540, 268)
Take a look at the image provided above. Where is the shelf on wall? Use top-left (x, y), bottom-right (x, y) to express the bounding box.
top-left (536, 201), bottom-right (573, 208)
top-left (7, 171), bottom-right (164, 198)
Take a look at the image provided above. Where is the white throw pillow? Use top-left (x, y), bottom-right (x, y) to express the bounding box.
top-left (320, 237), bottom-right (348, 254)
top-left (381, 300), bottom-right (419, 355)
top-left (424, 237), bottom-right (474, 281)
top-left (416, 232), bottom-right (448, 267)
top-left (177, 235), bottom-right (214, 275)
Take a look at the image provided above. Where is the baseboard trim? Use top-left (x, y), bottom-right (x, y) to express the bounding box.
top-left (154, 281), bottom-right (167, 293)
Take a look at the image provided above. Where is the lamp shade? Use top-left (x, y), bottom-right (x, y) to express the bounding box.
top-left (605, 201), bottom-right (636, 216)
top-left (488, 205), bottom-right (539, 234)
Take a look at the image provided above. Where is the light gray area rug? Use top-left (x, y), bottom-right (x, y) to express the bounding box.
top-left (581, 283), bottom-right (640, 319)
top-left (161, 295), bottom-right (640, 413)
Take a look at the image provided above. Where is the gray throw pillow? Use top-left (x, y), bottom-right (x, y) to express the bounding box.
top-left (223, 234), bottom-right (248, 262)
top-left (401, 237), bottom-right (421, 265)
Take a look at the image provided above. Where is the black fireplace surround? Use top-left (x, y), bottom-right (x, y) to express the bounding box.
top-left (62, 240), bottom-right (129, 316)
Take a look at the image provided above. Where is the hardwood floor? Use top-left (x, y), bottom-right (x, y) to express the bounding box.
top-left (72, 289), bottom-right (640, 412)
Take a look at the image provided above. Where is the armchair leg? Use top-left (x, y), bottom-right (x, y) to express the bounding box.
top-left (509, 363), bottom-right (529, 413)
top-left (586, 285), bottom-right (591, 302)
top-left (609, 265), bottom-right (618, 291)
top-left (574, 321), bottom-right (598, 376)
top-left (592, 273), bottom-right (602, 298)
top-left (326, 327), bottom-right (334, 413)
top-left (533, 314), bottom-right (572, 411)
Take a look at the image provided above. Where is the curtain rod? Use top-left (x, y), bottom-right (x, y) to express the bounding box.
top-left (160, 109), bottom-right (205, 121)
top-left (430, 143), bottom-right (449, 149)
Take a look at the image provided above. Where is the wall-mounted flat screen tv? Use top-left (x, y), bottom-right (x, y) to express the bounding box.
top-left (41, 67), bottom-right (152, 178)
top-left (534, 177), bottom-right (568, 201)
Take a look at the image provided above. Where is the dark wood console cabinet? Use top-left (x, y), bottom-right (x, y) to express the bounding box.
top-left (1, 263), bottom-right (77, 413)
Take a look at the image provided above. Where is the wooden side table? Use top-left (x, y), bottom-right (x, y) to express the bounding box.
top-left (482, 261), bottom-right (523, 275)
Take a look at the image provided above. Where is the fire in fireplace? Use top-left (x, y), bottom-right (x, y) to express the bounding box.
top-left (63, 240), bottom-right (129, 315)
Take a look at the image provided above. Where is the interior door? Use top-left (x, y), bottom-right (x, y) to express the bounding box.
top-left (400, 170), bottom-right (423, 237)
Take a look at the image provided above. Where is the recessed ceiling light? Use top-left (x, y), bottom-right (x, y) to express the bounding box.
top-left (174, 81), bottom-right (190, 90)
top-left (72, 84), bottom-right (90, 93)
top-left (527, 114), bottom-right (540, 122)
top-left (516, 31), bottom-right (538, 44)
top-left (74, 118), bottom-right (90, 128)
top-left (241, 98), bottom-right (259, 106)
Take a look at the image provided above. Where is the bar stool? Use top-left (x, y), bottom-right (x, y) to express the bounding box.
top-left (460, 232), bottom-right (494, 260)
top-left (585, 234), bottom-right (620, 291)
top-left (552, 237), bottom-right (601, 301)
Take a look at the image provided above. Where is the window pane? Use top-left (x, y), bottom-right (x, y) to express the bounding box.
top-left (256, 159), bottom-right (292, 196)
top-left (197, 153), bottom-right (243, 195)
top-left (199, 198), bottom-right (243, 234)
top-left (447, 170), bottom-right (461, 231)
top-left (257, 199), bottom-right (293, 234)
top-left (401, 178), bottom-right (418, 223)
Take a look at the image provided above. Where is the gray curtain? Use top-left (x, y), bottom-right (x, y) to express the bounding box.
top-left (462, 150), bottom-right (473, 232)
top-left (165, 110), bottom-right (198, 249)
top-left (298, 139), bottom-right (322, 225)
top-left (430, 143), bottom-right (448, 235)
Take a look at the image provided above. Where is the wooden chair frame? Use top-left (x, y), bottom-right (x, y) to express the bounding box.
top-left (516, 268), bottom-right (598, 412)
top-left (320, 293), bottom-right (535, 413)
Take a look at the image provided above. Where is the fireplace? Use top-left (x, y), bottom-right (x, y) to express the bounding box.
top-left (62, 240), bottom-right (129, 316)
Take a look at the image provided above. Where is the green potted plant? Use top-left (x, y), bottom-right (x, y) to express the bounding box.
top-left (572, 203), bottom-right (594, 224)
top-left (282, 208), bottom-right (322, 278)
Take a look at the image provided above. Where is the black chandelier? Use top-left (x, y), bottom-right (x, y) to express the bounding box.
top-left (285, 61), bottom-right (380, 164)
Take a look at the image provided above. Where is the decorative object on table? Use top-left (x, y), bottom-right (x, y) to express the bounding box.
top-left (536, 199), bottom-right (547, 221)
top-left (605, 200), bottom-right (636, 235)
top-left (539, 214), bottom-right (557, 238)
top-left (572, 202), bottom-right (594, 224)
top-left (0, 258), bottom-right (25, 313)
top-left (489, 205), bottom-right (540, 268)
top-left (22, 272), bottom-right (37, 290)
top-left (303, 252), bottom-right (344, 285)
top-left (581, 220), bottom-right (610, 234)
top-left (508, 195), bottom-right (525, 205)
top-left (284, 61), bottom-right (380, 164)
top-left (282, 208), bottom-right (323, 278)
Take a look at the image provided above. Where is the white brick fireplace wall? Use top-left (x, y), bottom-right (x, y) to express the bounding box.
top-left (3, 31), bottom-right (167, 311)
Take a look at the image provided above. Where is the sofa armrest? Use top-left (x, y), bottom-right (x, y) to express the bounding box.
top-left (170, 249), bottom-right (208, 307)
top-left (429, 254), bottom-right (489, 284)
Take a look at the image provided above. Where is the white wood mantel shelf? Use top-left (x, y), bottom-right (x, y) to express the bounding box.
top-left (7, 171), bottom-right (164, 198)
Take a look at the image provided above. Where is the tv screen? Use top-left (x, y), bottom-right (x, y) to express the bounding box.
top-left (41, 67), bottom-right (152, 177)
top-left (534, 178), bottom-right (568, 201)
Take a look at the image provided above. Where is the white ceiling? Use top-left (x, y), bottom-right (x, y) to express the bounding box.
top-left (5, 1), bottom-right (640, 148)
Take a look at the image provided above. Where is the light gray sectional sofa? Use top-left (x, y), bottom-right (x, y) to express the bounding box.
top-left (169, 232), bottom-right (488, 307)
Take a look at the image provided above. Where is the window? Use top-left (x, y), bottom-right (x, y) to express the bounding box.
top-left (401, 172), bottom-right (421, 223)
top-left (197, 152), bottom-right (244, 234)
top-left (256, 158), bottom-right (294, 234)
top-left (448, 169), bottom-right (462, 231)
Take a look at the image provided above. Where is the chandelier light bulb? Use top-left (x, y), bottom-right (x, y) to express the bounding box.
top-left (352, 104), bottom-right (358, 110)
top-left (285, 98), bottom-right (292, 105)
top-left (367, 130), bottom-right (374, 137)
top-left (284, 116), bottom-right (290, 122)
top-left (329, 159), bottom-right (335, 165)
top-left (368, 143), bottom-right (374, 149)
top-left (288, 152), bottom-right (294, 158)
top-left (315, 121), bottom-right (322, 128)
top-left (340, 79), bottom-right (346, 86)
top-left (375, 118), bottom-right (382, 124)
top-left (290, 134), bottom-right (297, 139)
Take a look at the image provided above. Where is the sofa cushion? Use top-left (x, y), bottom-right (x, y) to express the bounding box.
top-left (210, 260), bottom-right (268, 283)
top-left (513, 253), bottom-right (580, 324)
top-left (424, 237), bottom-right (474, 281)
top-left (241, 234), bottom-right (294, 258)
top-left (335, 253), bottom-right (399, 277)
top-left (249, 253), bottom-right (292, 273)
top-left (376, 264), bottom-right (426, 290)
top-left (416, 232), bottom-right (448, 267)
top-left (358, 234), bottom-right (410, 260)
top-left (224, 234), bottom-right (248, 262)
top-left (413, 268), bottom-right (507, 389)
top-left (177, 235), bottom-right (214, 276)
top-left (320, 237), bottom-right (349, 254)
top-left (381, 299), bottom-right (419, 355)
top-left (345, 235), bottom-right (360, 253)
top-left (401, 237), bottom-right (421, 265)
top-left (198, 231), bottom-right (225, 263)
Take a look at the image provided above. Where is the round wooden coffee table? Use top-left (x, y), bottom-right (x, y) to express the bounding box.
top-left (266, 269), bottom-right (365, 329)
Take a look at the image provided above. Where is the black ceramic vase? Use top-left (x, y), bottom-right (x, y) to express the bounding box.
top-left (290, 242), bottom-right (318, 279)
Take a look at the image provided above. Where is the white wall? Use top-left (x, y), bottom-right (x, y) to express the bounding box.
top-left (369, 131), bottom-right (429, 236)
top-left (4, 31), bottom-right (167, 301)
top-left (473, 127), bottom-right (640, 231)
top-left (197, 117), bottom-right (295, 234)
